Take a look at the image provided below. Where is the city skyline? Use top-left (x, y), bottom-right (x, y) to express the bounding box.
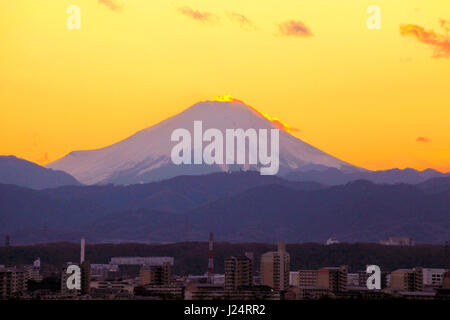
top-left (1, 238), bottom-right (449, 300)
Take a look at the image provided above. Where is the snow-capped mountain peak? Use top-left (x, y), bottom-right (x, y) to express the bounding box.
top-left (47, 97), bottom-right (359, 185)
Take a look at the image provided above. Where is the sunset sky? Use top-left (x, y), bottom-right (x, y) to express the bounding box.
top-left (1, 0), bottom-right (449, 172)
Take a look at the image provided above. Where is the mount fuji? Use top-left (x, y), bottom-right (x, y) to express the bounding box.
top-left (47, 96), bottom-right (361, 185)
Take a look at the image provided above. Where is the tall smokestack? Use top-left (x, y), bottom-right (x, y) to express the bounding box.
top-left (277, 241), bottom-right (286, 253)
top-left (207, 232), bottom-right (214, 283)
top-left (80, 237), bottom-right (85, 264)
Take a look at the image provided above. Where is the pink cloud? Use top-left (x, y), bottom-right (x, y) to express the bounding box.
top-left (278, 20), bottom-right (313, 38)
top-left (228, 12), bottom-right (254, 29)
top-left (440, 18), bottom-right (450, 32)
top-left (98, 0), bottom-right (123, 12)
top-left (178, 6), bottom-right (216, 23)
top-left (416, 137), bottom-right (430, 143)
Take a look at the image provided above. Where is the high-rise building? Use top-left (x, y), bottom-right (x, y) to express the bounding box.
top-left (289, 272), bottom-right (299, 286)
top-left (298, 270), bottom-right (318, 286)
top-left (317, 265), bottom-right (348, 292)
top-left (139, 266), bottom-right (151, 285)
top-left (80, 261), bottom-right (91, 295)
top-left (357, 268), bottom-right (388, 289)
top-left (139, 262), bottom-right (171, 286)
top-left (0, 267), bottom-right (27, 298)
top-left (60, 238), bottom-right (92, 296)
top-left (260, 242), bottom-right (290, 291)
top-left (390, 267), bottom-right (423, 292)
top-left (290, 270), bottom-right (319, 287)
top-left (225, 255), bottom-right (253, 290)
top-left (25, 264), bottom-right (42, 282)
top-left (61, 264), bottom-right (81, 297)
top-left (61, 262), bottom-right (91, 296)
top-left (347, 273), bottom-right (360, 287)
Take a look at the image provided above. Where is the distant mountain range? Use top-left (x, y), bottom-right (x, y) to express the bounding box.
top-left (0, 171), bottom-right (448, 244)
top-left (0, 156), bottom-right (80, 189)
top-left (285, 166), bottom-right (450, 185)
top-left (0, 154), bottom-right (447, 189)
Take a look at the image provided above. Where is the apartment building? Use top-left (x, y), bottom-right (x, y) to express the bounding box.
top-left (260, 242), bottom-right (290, 291)
top-left (390, 267), bottom-right (423, 292)
top-left (139, 261), bottom-right (171, 286)
top-left (224, 254), bottom-right (253, 290)
top-left (0, 267), bottom-right (27, 298)
top-left (317, 265), bottom-right (348, 292)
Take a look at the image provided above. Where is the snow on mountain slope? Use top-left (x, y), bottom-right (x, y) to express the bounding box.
top-left (47, 97), bottom-right (360, 185)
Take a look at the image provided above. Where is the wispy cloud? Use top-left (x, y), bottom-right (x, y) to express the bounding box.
top-left (400, 20), bottom-right (450, 58)
top-left (228, 12), bottom-right (255, 30)
top-left (178, 6), bottom-right (217, 23)
top-left (98, 0), bottom-right (123, 12)
top-left (440, 18), bottom-right (450, 32)
top-left (416, 137), bottom-right (430, 143)
top-left (278, 20), bottom-right (313, 38)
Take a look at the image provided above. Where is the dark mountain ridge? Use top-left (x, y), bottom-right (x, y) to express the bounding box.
top-left (0, 156), bottom-right (80, 189)
top-left (0, 172), bottom-right (449, 244)
top-left (284, 166), bottom-right (450, 185)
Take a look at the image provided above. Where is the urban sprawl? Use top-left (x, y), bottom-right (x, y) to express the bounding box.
top-left (1, 236), bottom-right (450, 300)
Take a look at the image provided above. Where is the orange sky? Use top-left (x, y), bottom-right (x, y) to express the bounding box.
top-left (0, 1), bottom-right (449, 172)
